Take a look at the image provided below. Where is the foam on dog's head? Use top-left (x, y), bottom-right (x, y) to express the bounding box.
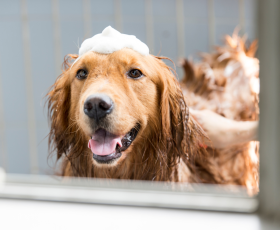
top-left (72, 26), bottom-right (149, 67)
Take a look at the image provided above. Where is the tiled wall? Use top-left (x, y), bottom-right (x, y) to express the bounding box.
top-left (0, 0), bottom-right (257, 174)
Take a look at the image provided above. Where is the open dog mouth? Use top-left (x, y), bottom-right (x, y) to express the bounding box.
top-left (88, 124), bottom-right (140, 164)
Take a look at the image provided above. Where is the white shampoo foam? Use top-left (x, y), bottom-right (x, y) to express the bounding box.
top-left (72, 26), bottom-right (149, 67)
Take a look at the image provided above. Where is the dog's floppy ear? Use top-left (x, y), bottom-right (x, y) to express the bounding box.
top-left (157, 59), bottom-right (183, 141)
top-left (154, 56), bottom-right (189, 167)
top-left (155, 56), bottom-right (221, 183)
top-left (47, 54), bottom-right (78, 160)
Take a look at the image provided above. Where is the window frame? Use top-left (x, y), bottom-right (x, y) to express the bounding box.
top-left (0, 0), bottom-right (279, 227)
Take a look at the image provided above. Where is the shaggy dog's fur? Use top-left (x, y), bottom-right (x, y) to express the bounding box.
top-left (180, 31), bottom-right (259, 194)
top-left (47, 49), bottom-right (221, 183)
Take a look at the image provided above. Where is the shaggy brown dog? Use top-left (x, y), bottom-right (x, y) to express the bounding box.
top-left (47, 49), bottom-right (221, 183)
top-left (180, 32), bottom-right (259, 194)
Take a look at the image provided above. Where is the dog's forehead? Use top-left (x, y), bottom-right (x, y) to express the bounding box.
top-left (79, 49), bottom-right (152, 69)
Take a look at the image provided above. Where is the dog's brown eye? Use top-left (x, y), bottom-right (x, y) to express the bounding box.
top-left (76, 69), bottom-right (88, 80)
top-left (128, 69), bottom-right (143, 79)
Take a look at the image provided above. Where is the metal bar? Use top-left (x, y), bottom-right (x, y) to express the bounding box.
top-left (258, 0), bottom-right (280, 219)
top-left (51, 0), bottom-right (63, 77)
top-left (114, 0), bottom-right (122, 32)
top-left (176, 0), bottom-right (185, 58)
top-left (0, 60), bottom-right (7, 171)
top-left (83, 0), bottom-right (92, 39)
top-left (145, 0), bottom-right (154, 54)
top-left (20, 0), bottom-right (38, 174)
top-left (208, 0), bottom-right (215, 51)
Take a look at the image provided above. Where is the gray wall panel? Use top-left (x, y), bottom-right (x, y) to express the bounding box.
top-left (59, 0), bottom-right (84, 57)
top-left (244, 0), bottom-right (257, 21)
top-left (122, 22), bottom-right (147, 45)
top-left (28, 20), bottom-right (56, 121)
top-left (153, 0), bottom-right (177, 61)
top-left (245, 24), bottom-right (256, 41)
top-left (0, 0), bottom-right (21, 16)
top-left (214, 0), bottom-right (239, 19)
top-left (6, 127), bottom-right (30, 173)
top-left (0, 19), bottom-right (30, 173)
top-left (91, 0), bottom-right (115, 16)
top-left (27, 0), bottom-right (52, 15)
top-left (59, 0), bottom-right (84, 16)
top-left (184, 0), bottom-right (208, 19)
top-left (121, 0), bottom-right (145, 16)
top-left (91, 0), bottom-right (115, 35)
top-left (59, 20), bottom-right (84, 57)
top-left (28, 19), bottom-right (55, 174)
top-left (244, 0), bottom-right (256, 41)
top-left (152, 0), bottom-right (176, 19)
top-left (185, 23), bottom-right (209, 60)
top-left (122, 0), bottom-right (146, 44)
top-left (0, 22), bottom-right (28, 123)
top-left (153, 22), bottom-right (178, 61)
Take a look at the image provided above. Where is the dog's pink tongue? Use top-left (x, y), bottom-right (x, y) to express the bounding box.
top-left (88, 129), bottom-right (122, 156)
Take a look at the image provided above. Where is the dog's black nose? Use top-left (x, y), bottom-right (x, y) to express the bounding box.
top-left (84, 94), bottom-right (114, 120)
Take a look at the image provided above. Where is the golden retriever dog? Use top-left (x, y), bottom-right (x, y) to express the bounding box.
top-left (180, 31), bottom-right (259, 194)
top-left (47, 49), bottom-right (221, 183)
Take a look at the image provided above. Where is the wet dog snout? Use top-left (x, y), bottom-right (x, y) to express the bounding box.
top-left (84, 94), bottom-right (114, 120)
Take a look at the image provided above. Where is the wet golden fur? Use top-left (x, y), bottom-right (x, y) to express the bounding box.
top-left (180, 31), bottom-right (259, 193)
top-left (47, 49), bottom-right (221, 183)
